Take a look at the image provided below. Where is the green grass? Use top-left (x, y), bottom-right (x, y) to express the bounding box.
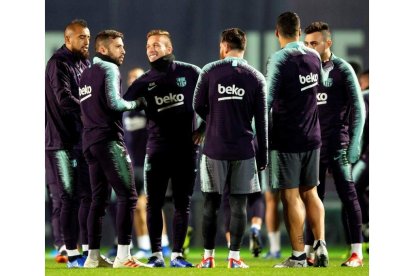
top-left (45, 246), bottom-right (368, 275)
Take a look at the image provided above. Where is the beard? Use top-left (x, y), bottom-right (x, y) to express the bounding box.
top-left (72, 47), bottom-right (90, 60)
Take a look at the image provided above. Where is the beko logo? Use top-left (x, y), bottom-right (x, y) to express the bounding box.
top-left (154, 93), bottom-right (184, 112)
top-left (79, 85), bottom-right (92, 102)
top-left (299, 73), bottom-right (318, 91)
top-left (217, 84), bottom-right (245, 101)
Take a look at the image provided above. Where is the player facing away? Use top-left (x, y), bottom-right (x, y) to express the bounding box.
top-left (45, 19), bottom-right (92, 268)
top-left (303, 21), bottom-right (366, 267)
top-left (79, 29), bottom-right (148, 269)
top-left (266, 12), bottom-right (328, 268)
top-left (193, 28), bottom-right (268, 269)
top-left (123, 29), bottom-right (203, 268)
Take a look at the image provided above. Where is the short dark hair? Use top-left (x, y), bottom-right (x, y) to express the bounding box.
top-left (147, 29), bottom-right (173, 47)
top-left (95, 30), bottom-right (124, 51)
top-left (304, 21), bottom-right (331, 40)
top-left (276, 11), bottom-right (300, 38)
top-left (64, 19), bottom-right (88, 35)
top-left (221, 28), bottom-right (246, 51)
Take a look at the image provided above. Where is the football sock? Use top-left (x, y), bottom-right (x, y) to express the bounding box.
top-left (268, 231), bottom-right (281, 253)
top-left (171, 252), bottom-right (183, 260)
top-left (138, 235), bottom-right (151, 250)
top-left (228, 250), bottom-right (240, 260)
top-left (117, 244), bottom-right (130, 260)
top-left (203, 249), bottom-right (215, 258)
top-left (351, 243), bottom-right (363, 259)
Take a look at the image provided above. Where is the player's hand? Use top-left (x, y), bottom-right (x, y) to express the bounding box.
top-left (347, 142), bottom-right (361, 164)
top-left (192, 131), bottom-right (205, 145)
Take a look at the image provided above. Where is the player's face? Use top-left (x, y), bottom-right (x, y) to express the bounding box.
top-left (107, 37), bottom-right (126, 66)
top-left (146, 35), bottom-right (172, 62)
top-left (304, 32), bottom-right (327, 57)
top-left (68, 26), bottom-right (90, 59)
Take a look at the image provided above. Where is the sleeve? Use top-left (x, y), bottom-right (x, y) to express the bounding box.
top-left (103, 63), bottom-right (139, 112)
top-left (265, 54), bottom-right (282, 111)
top-left (342, 61), bottom-right (366, 163)
top-left (254, 74), bottom-right (268, 169)
top-left (193, 68), bottom-right (209, 121)
top-left (48, 59), bottom-right (80, 113)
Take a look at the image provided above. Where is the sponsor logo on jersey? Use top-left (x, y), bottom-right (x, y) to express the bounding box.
top-left (79, 85), bottom-right (92, 102)
top-left (299, 73), bottom-right (318, 91)
top-left (176, 77), bottom-right (187, 87)
top-left (217, 84), bottom-right (245, 101)
top-left (148, 82), bottom-right (157, 91)
top-left (316, 92), bottom-right (328, 105)
top-left (154, 93), bottom-right (185, 111)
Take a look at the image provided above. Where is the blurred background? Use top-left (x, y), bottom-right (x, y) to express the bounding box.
top-left (45, 0), bottom-right (369, 249)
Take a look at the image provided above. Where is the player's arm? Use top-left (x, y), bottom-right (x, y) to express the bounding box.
top-left (265, 53), bottom-right (283, 111)
top-left (48, 59), bottom-right (80, 113)
top-left (193, 68), bottom-right (209, 121)
top-left (103, 62), bottom-right (145, 112)
top-left (254, 74), bottom-right (269, 171)
top-left (343, 61), bottom-right (366, 163)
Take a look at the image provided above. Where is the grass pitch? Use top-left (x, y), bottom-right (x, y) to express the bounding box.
top-left (45, 246), bottom-right (368, 275)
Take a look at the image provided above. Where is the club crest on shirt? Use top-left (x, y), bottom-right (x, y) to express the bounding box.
top-left (176, 77), bottom-right (187, 87)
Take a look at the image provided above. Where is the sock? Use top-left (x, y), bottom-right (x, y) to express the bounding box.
top-left (152, 251), bottom-right (163, 260)
top-left (161, 234), bottom-right (169, 246)
top-left (138, 235), bottom-right (151, 250)
top-left (251, 223), bottom-right (261, 230)
top-left (292, 250), bottom-right (305, 258)
top-left (267, 231), bottom-right (281, 252)
top-left (171, 252), bottom-right (183, 260)
top-left (67, 249), bottom-right (81, 257)
top-left (204, 249), bottom-right (215, 258)
top-left (82, 244), bottom-right (89, 256)
top-left (304, 244), bottom-right (313, 256)
top-left (228, 250), bottom-right (240, 260)
top-left (351, 243), bottom-right (363, 259)
top-left (117, 244), bottom-right (130, 260)
top-left (88, 249), bottom-right (100, 261)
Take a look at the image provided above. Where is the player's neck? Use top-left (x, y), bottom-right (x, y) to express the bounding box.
top-left (279, 37), bottom-right (298, 48)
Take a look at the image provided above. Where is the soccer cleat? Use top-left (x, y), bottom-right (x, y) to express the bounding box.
top-left (249, 228), bottom-right (263, 257)
top-left (55, 254), bottom-right (68, 263)
top-left (273, 254), bottom-right (307, 268)
top-left (341, 253), bottom-right (363, 267)
top-left (67, 255), bottom-right (87, 268)
top-left (313, 240), bottom-right (329, 267)
top-left (306, 257), bottom-right (315, 266)
top-left (196, 256), bottom-right (215, 268)
top-left (113, 256), bottom-right (149, 268)
top-left (133, 248), bottom-right (152, 259)
top-left (147, 256), bottom-right (165, 267)
top-left (83, 255), bottom-right (113, 268)
top-left (55, 245), bottom-right (68, 263)
top-left (170, 256), bottom-right (194, 267)
top-left (228, 258), bottom-right (249, 268)
top-left (263, 251), bottom-right (281, 259)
